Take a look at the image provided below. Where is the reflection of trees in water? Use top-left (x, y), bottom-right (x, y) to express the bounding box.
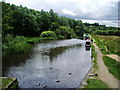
top-left (45, 44), bottom-right (81, 63)
top-left (2, 53), bottom-right (32, 76)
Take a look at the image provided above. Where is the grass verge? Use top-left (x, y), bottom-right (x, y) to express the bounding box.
top-left (2, 35), bottom-right (57, 56)
top-left (103, 56), bottom-right (120, 80)
top-left (91, 35), bottom-right (119, 56)
top-left (0, 77), bottom-right (18, 89)
top-left (91, 45), bottom-right (98, 72)
top-left (84, 79), bottom-right (109, 88)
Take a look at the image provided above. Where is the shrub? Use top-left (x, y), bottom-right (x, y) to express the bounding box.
top-left (40, 31), bottom-right (57, 39)
top-left (58, 35), bottom-right (65, 39)
top-left (55, 26), bottom-right (76, 39)
top-left (2, 35), bottom-right (32, 55)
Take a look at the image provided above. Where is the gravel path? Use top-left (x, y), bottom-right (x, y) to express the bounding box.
top-left (106, 54), bottom-right (120, 62)
top-left (93, 43), bottom-right (119, 88)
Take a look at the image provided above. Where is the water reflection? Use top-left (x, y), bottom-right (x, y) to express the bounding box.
top-left (45, 44), bottom-right (81, 62)
top-left (2, 39), bottom-right (92, 88)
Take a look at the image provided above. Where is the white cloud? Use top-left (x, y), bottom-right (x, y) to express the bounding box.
top-left (81, 19), bottom-right (118, 27)
top-left (62, 9), bottom-right (77, 16)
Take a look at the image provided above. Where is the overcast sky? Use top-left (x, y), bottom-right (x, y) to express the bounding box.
top-left (2, 0), bottom-right (119, 27)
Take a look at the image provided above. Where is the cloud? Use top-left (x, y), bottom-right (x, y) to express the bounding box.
top-left (81, 19), bottom-right (118, 27)
top-left (62, 9), bottom-right (77, 16)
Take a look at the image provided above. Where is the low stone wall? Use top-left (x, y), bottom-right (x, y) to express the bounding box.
top-left (1, 77), bottom-right (18, 90)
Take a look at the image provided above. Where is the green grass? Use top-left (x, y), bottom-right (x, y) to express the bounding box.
top-left (91, 45), bottom-right (98, 71)
top-left (0, 78), bottom-right (18, 88)
top-left (84, 79), bottom-right (109, 88)
top-left (103, 56), bottom-right (120, 80)
top-left (106, 39), bottom-right (120, 56)
top-left (92, 35), bottom-right (119, 56)
top-left (0, 78), bottom-right (1, 89)
top-left (2, 78), bottom-right (13, 88)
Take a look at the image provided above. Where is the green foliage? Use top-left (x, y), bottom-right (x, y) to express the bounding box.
top-left (55, 26), bottom-right (76, 39)
top-left (92, 35), bottom-right (120, 56)
top-left (58, 35), bottom-right (65, 39)
top-left (2, 35), bottom-right (30, 55)
top-left (91, 45), bottom-right (98, 71)
top-left (103, 56), bottom-right (120, 80)
top-left (49, 22), bottom-right (59, 31)
top-left (74, 26), bottom-right (84, 37)
top-left (2, 2), bottom-right (84, 37)
top-left (2, 35), bottom-right (42, 56)
top-left (85, 79), bottom-right (108, 88)
top-left (93, 30), bottom-right (120, 36)
top-left (92, 35), bottom-right (108, 54)
top-left (107, 39), bottom-right (120, 56)
top-left (40, 31), bottom-right (57, 39)
top-left (84, 22), bottom-right (119, 35)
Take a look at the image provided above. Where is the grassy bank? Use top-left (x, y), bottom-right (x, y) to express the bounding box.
top-left (2, 35), bottom-right (57, 56)
top-left (0, 77), bottom-right (18, 89)
top-left (91, 45), bottom-right (98, 72)
top-left (103, 56), bottom-right (120, 80)
top-left (84, 79), bottom-right (108, 88)
top-left (92, 35), bottom-right (119, 56)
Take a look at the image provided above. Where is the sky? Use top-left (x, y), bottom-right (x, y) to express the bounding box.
top-left (1, 0), bottom-right (120, 27)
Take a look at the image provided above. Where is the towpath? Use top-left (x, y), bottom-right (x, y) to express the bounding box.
top-left (93, 43), bottom-right (119, 88)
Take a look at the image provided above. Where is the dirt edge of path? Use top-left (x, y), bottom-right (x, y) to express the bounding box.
top-left (106, 54), bottom-right (120, 62)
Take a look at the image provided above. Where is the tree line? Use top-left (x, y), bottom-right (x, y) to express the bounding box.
top-left (2, 1), bottom-right (120, 39)
top-left (2, 2), bottom-right (84, 39)
top-left (84, 22), bottom-right (120, 36)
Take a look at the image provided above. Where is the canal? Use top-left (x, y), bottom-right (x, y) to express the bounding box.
top-left (2, 39), bottom-right (92, 88)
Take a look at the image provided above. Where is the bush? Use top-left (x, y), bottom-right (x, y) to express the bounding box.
top-left (58, 35), bottom-right (65, 39)
top-left (2, 35), bottom-right (43, 56)
top-left (40, 31), bottom-right (57, 39)
top-left (2, 35), bottom-right (31, 55)
top-left (55, 26), bottom-right (76, 39)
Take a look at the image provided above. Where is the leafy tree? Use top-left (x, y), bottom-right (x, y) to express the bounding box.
top-left (40, 10), bottom-right (50, 31)
top-left (2, 2), bottom-right (14, 36)
top-left (55, 26), bottom-right (76, 39)
top-left (49, 9), bottom-right (58, 23)
top-left (49, 22), bottom-right (59, 31)
top-left (75, 26), bottom-right (83, 37)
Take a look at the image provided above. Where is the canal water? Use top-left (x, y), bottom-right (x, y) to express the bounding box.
top-left (2, 39), bottom-right (92, 88)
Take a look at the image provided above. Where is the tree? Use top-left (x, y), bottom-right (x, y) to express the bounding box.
top-left (55, 26), bottom-right (76, 39)
top-left (49, 9), bottom-right (58, 23)
top-left (49, 22), bottom-right (59, 31)
top-left (40, 10), bottom-right (50, 31)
